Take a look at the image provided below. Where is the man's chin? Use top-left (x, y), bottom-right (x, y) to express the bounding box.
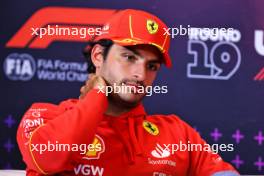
top-left (109, 93), bottom-right (144, 108)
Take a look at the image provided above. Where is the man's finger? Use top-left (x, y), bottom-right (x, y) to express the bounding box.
top-left (86, 74), bottom-right (95, 85)
top-left (80, 86), bottom-right (85, 93)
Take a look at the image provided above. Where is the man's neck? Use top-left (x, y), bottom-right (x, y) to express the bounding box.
top-left (105, 101), bottom-right (132, 116)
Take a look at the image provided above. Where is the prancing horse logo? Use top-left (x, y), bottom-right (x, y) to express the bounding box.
top-left (147, 20), bottom-right (158, 34)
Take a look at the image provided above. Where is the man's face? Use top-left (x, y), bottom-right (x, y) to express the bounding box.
top-left (97, 43), bottom-right (162, 107)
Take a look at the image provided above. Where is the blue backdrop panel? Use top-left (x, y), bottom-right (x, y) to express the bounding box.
top-left (0, 0), bottom-right (263, 174)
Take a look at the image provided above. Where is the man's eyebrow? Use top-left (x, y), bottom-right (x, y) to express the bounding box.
top-left (121, 47), bottom-right (141, 56)
top-left (148, 60), bottom-right (162, 65)
top-left (121, 46), bottom-right (162, 63)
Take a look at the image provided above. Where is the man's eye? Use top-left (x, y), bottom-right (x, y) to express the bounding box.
top-left (147, 63), bottom-right (159, 71)
top-left (122, 54), bottom-right (136, 62)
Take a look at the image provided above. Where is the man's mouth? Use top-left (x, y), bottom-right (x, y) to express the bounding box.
top-left (122, 82), bottom-right (144, 94)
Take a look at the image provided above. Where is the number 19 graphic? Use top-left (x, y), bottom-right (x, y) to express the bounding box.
top-left (187, 40), bottom-right (241, 80)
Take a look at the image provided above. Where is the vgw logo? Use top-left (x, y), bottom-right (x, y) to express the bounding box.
top-left (3, 53), bottom-right (36, 81)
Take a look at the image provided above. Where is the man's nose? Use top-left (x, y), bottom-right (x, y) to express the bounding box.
top-left (132, 64), bottom-right (146, 81)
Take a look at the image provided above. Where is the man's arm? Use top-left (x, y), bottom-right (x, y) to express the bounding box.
top-left (17, 75), bottom-right (108, 174)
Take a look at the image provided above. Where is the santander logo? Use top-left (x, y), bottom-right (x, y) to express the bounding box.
top-left (151, 143), bottom-right (170, 158)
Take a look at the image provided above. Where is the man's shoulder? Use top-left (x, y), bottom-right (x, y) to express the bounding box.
top-left (146, 114), bottom-right (186, 127)
top-left (147, 114), bottom-right (182, 122)
top-left (146, 114), bottom-right (197, 132)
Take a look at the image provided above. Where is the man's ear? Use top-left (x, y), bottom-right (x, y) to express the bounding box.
top-left (91, 44), bottom-right (105, 69)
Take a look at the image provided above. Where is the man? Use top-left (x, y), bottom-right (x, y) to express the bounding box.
top-left (17, 9), bottom-right (239, 176)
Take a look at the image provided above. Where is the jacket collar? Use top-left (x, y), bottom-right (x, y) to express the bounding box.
top-left (104, 103), bottom-right (146, 119)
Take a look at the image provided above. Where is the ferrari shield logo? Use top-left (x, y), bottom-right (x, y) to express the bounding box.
top-left (143, 120), bottom-right (159, 135)
top-left (147, 20), bottom-right (159, 34)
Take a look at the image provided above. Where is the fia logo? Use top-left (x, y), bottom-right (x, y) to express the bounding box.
top-left (3, 53), bottom-right (36, 81)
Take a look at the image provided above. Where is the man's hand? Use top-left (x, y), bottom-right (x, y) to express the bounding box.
top-left (79, 74), bottom-right (107, 99)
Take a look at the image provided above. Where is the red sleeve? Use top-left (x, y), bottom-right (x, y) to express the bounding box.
top-left (16, 89), bottom-right (107, 174)
top-left (175, 116), bottom-right (239, 176)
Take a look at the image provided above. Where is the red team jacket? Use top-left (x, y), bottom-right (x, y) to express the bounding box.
top-left (17, 89), bottom-right (239, 176)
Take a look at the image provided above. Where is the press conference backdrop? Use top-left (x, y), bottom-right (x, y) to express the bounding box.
top-left (1, 0), bottom-right (263, 174)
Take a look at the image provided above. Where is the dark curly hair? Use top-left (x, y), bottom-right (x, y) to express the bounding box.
top-left (83, 39), bottom-right (114, 73)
